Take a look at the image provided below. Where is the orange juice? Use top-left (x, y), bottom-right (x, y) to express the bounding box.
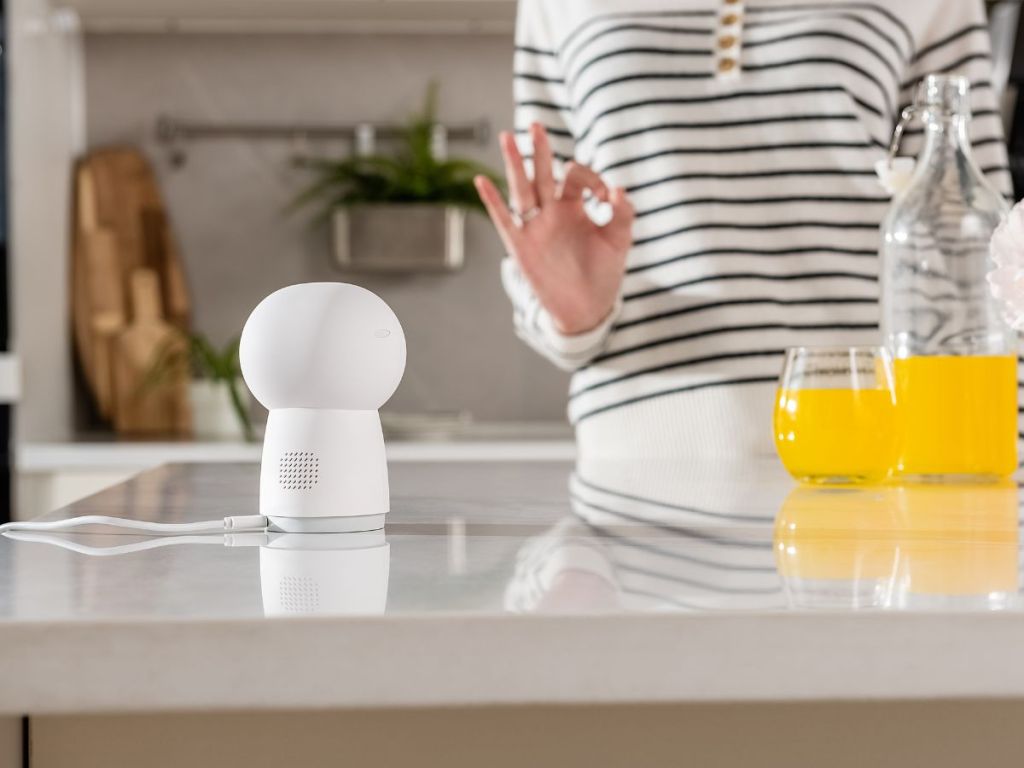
top-left (895, 483), bottom-right (1019, 595)
top-left (893, 355), bottom-right (1018, 479)
top-left (774, 485), bottom-right (902, 584)
top-left (773, 483), bottom-right (1019, 608)
top-left (774, 388), bottom-right (896, 482)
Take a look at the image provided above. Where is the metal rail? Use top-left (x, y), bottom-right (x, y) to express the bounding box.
top-left (155, 115), bottom-right (490, 145)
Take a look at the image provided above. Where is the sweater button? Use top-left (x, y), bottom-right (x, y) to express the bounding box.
top-left (717, 58), bottom-right (738, 73)
top-left (718, 34), bottom-right (737, 49)
top-left (721, 12), bottom-right (741, 25)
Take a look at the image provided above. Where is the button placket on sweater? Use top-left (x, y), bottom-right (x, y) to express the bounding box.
top-left (715, 0), bottom-right (744, 79)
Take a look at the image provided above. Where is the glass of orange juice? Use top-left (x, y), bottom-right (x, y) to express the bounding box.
top-left (774, 346), bottom-right (897, 484)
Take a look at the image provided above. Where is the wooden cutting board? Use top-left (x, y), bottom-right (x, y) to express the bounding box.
top-left (71, 147), bottom-right (192, 434)
top-left (111, 268), bottom-right (191, 435)
top-left (81, 226), bottom-right (123, 419)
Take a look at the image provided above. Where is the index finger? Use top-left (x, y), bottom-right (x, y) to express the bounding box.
top-left (558, 162), bottom-right (610, 203)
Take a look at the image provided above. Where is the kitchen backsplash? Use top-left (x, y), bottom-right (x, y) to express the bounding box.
top-left (83, 32), bottom-right (570, 423)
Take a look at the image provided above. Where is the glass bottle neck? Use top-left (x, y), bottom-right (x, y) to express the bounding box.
top-left (920, 111), bottom-right (973, 165)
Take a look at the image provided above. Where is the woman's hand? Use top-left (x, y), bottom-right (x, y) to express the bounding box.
top-left (474, 123), bottom-right (635, 336)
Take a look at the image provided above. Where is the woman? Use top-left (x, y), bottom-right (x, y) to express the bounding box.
top-left (474, 0), bottom-right (1011, 459)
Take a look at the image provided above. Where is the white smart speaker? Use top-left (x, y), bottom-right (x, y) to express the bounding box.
top-left (240, 283), bottom-right (406, 533)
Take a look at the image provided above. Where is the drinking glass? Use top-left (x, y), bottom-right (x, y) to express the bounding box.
top-left (773, 346), bottom-right (897, 484)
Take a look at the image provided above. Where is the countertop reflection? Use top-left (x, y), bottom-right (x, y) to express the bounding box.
top-left (1, 459), bottom-right (1020, 621)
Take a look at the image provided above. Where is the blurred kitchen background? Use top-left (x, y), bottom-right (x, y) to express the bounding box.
top-left (10, 0), bottom-right (576, 516)
top-left (6, 0), bottom-right (1024, 516)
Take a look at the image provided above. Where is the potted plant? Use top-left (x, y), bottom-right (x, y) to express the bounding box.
top-left (291, 83), bottom-right (503, 271)
top-left (146, 333), bottom-right (255, 442)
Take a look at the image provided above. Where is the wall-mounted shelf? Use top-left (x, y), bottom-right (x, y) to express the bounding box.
top-left (155, 114), bottom-right (491, 167)
top-left (55, 0), bottom-right (517, 34)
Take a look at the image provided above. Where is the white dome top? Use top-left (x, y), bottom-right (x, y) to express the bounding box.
top-left (240, 283), bottom-right (406, 410)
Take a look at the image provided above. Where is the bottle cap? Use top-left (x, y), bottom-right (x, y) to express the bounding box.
top-left (914, 74), bottom-right (971, 118)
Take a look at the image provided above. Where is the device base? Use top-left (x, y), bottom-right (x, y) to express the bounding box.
top-left (267, 514), bottom-right (386, 533)
top-left (260, 409), bottom-right (390, 523)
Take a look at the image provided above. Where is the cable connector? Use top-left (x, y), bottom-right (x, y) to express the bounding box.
top-left (223, 515), bottom-right (269, 530)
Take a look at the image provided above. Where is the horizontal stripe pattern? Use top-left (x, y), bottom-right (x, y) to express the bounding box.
top-left (569, 473), bottom-right (783, 611)
top-left (507, 469), bottom-right (1024, 613)
top-left (509, 0), bottom-right (1015, 447)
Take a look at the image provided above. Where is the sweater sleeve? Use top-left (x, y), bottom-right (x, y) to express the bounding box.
top-left (503, 0), bottom-right (620, 371)
top-left (501, 259), bottom-right (621, 371)
top-left (899, 0), bottom-right (1013, 198)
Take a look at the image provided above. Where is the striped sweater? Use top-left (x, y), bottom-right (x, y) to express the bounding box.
top-left (503, 0), bottom-right (1013, 459)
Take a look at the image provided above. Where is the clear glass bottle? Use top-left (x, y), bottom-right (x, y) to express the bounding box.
top-left (880, 74), bottom-right (1017, 481)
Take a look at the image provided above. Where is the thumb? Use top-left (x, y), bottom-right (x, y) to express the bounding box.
top-left (603, 187), bottom-right (635, 252)
top-left (610, 187), bottom-right (635, 224)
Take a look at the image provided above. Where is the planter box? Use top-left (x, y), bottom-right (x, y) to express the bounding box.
top-left (189, 379), bottom-right (251, 441)
top-left (332, 204), bottom-right (466, 272)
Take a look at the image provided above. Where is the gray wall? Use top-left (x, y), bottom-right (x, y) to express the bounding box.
top-left (83, 32), bottom-right (569, 423)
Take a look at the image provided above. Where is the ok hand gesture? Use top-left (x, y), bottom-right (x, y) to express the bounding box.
top-left (474, 123), bottom-right (635, 336)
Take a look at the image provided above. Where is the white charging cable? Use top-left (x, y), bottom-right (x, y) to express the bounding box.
top-left (2, 530), bottom-right (268, 555)
top-left (2, 531), bottom-right (227, 555)
top-left (0, 514), bottom-right (268, 536)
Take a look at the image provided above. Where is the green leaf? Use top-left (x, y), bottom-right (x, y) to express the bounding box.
top-left (226, 377), bottom-right (255, 442)
top-left (140, 330), bottom-right (255, 440)
top-left (287, 80), bottom-right (504, 218)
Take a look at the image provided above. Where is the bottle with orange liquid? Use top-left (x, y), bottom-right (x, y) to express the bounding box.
top-left (881, 75), bottom-right (1017, 481)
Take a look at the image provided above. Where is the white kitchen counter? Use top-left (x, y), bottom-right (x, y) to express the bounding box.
top-left (1, 459), bottom-right (1023, 715)
top-left (14, 433), bottom-right (577, 519)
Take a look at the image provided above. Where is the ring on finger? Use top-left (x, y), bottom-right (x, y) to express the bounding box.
top-left (512, 205), bottom-right (542, 227)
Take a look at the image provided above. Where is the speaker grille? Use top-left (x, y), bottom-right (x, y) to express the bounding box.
top-left (278, 450), bottom-right (321, 490)
top-left (278, 575), bottom-right (320, 613)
